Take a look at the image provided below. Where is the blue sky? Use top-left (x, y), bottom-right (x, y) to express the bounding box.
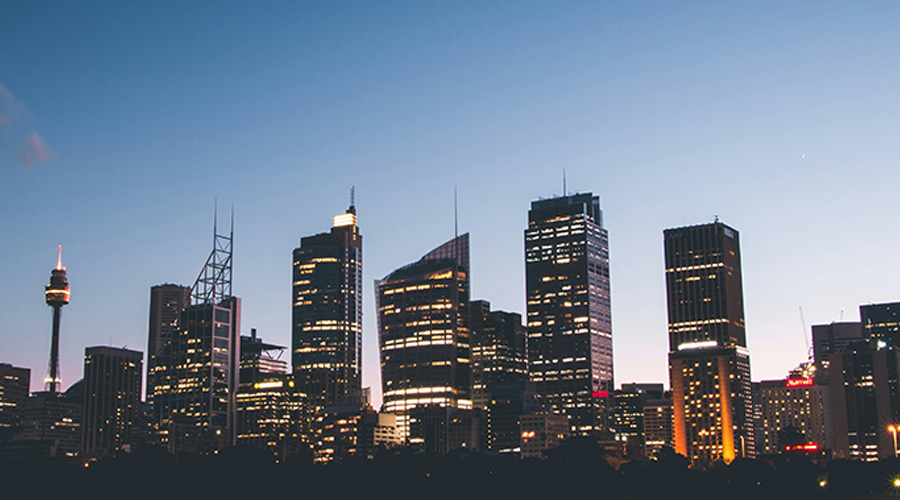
top-left (1, 2), bottom-right (899, 406)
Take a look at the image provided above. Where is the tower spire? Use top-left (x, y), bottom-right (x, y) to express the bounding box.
top-left (45, 245), bottom-right (71, 393)
top-left (56, 244), bottom-right (64, 271)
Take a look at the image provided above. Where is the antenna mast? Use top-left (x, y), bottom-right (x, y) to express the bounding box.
top-left (454, 185), bottom-right (458, 239)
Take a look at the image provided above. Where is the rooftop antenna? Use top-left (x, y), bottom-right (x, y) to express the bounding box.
top-left (351, 186), bottom-right (355, 208)
top-left (454, 185), bottom-right (458, 239)
top-left (563, 169), bottom-right (567, 196)
top-left (799, 306), bottom-right (812, 362)
top-left (714, 214), bottom-right (719, 223)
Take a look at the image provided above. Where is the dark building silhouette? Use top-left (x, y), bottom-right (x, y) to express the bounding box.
top-left (377, 234), bottom-right (471, 439)
top-left (829, 340), bottom-right (900, 461)
top-left (812, 322), bottom-right (864, 380)
top-left (469, 300), bottom-right (528, 410)
top-left (664, 221), bottom-right (754, 464)
top-left (525, 193), bottom-right (612, 436)
top-left (861, 302), bottom-right (900, 348)
top-left (146, 284), bottom-right (190, 405)
top-left (485, 381), bottom-right (540, 454)
top-left (18, 383), bottom-right (83, 458)
top-left (81, 346), bottom-right (143, 457)
top-left (152, 213), bottom-right (240, 454)
top-left (407, 405), bottom-right (484, 454)
top-left (643, 393), bottom-right (673, 458)
top-left (44, 245), bottom-right (70, 393)
top-left (292, 201), bottom-right (362, 409)
top-left (0, 364), bottom-right (30, 442)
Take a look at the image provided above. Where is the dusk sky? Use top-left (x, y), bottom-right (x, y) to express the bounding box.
top-left (1, 2), bottom-right (898, 407)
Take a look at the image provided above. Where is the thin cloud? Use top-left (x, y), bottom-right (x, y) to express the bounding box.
top-left (18, 132), bottom-right (54, 168)
top-left (0, 83), bottom-right (25, 127)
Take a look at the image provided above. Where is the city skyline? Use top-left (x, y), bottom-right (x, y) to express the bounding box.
top-left (2, 2), bottom-right (900, 411)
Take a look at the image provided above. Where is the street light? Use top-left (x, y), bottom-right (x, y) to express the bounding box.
top-left (889, 425), bottom-right (899, 458)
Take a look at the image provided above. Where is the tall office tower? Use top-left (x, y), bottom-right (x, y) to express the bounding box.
top-left (81, 346), bottom-right (143, 457)
top-left (469, 300), bottom-right (528, 410)
top-left (44, 245), bottom-right (70, 393)
top-left (146, 284), bottom-right (190, 405)
top-left (861, 302), bottom-right (900, 348)
top-left (292, 201), bottom-right (362, 409)
top-left (755, 365), bottom-right (833, 456)
top-left (0, 364), bottom-right (30, 441)
top-left (377, 234), bottom-right (471, 437)
top-left (153, 213), bottom-right (241, 454)
top-left (525, 193), bottom-right (612, 436)
top-left (664, 221), bottom-right (754, 464)
top-left (830, 341), bottom-right (900, 461)
top-left (811, 322), bottom-right (863, 380)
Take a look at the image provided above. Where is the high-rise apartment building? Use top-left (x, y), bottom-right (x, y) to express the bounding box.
top-left (152, 214), bottom-right (240, 454)
top-left (81, 346), bottom-right (143, 457)
top-left (861, 302), bottom-right (900, 349)
top-left (469, 300), bottom-right (528, 410)
top-left (146, 284), bottom-right (190, 405)
top-left (0, 364), bottom-right (30, 441)
top-left (664, 221), bottom-right (754, 464)
top-left (377, 234), bottom-right (471, 437)
top-left (292, 202), bottom-right (362, 409)
top-left (525, 193), bottom-right (612, 435)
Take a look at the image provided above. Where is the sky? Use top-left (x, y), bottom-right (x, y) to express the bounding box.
top-left (1, 2), bottom-right (899, 408)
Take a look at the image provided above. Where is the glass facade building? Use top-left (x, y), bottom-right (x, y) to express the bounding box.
top-left (292, 204), bottom-right (362, 409)
top-left (525, 193), bottom-right (612, 435)
top-left (377, 234), bottom-right (471, 437)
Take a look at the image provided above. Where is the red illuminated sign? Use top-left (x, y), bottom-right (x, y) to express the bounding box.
top-left (785, 378), bottom-right (815, 388)
top-left (592, 391), bottom-right (609, 398)
top-left (785, 443), bottom-right (819, 451)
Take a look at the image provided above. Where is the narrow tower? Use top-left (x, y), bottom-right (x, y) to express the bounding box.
top-left (44, 245), bottom-right (70, 393)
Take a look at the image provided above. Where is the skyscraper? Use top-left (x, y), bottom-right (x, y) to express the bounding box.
top-left (81, 346), bottom-right (143, 457)
top-left (292, 201), bottom-right (362, 409)
top-left (146, 284), bottom-right (191, 405)
top-left (377, 234), bottom-right (471, 437)
top-left (152, 212), bottom-right (241, 454)
top-left (664, 221), bottom-right (754, 463)
top-left (525, 193), bottom-right (612, 435)
top-left (44, 245), bottom-right (70, 393)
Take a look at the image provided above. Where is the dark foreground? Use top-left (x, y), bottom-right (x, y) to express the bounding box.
top-left (3, 443), bottom-right (900, 500)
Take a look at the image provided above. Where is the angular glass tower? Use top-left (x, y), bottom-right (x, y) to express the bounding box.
top-left (664, 221), bottom-right (754, 463)
top-left (376, 234), bottom-right (471, 437)
top-left (292, 203), bottom-right (362, 408)
top-left (525, 193), bottom-right (612, 436)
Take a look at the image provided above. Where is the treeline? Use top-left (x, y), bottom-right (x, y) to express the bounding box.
top-left (2, 439), bottom-right (898, 500)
